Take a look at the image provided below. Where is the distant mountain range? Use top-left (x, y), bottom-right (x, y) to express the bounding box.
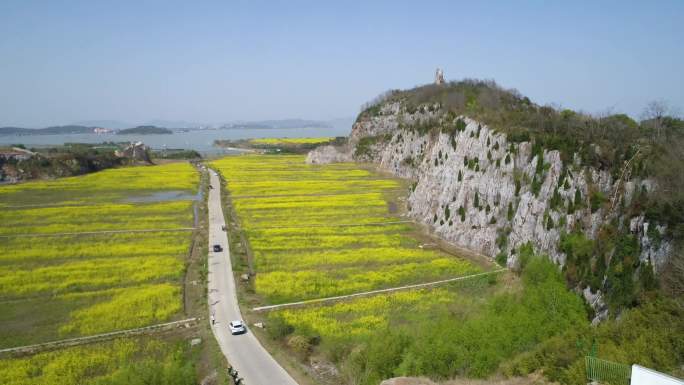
top-left (0, 125), bottom-right (173, 136)
top-left (117, 126), bottom-right (173, 135)
top-left (0, 125), bottom-right (98, 135)
top-left (72, 120), bottom-right (132, 129)
top-left (143, 120), bottom-right (202, 129)
top-left (221, 119), bottom-right (333, 130)
top-left (0, 118), bottom-right (352, 136)
top-left (75, 118), bottom-right (339, 130)
top-left (72, 120), bottom-right (202, 129)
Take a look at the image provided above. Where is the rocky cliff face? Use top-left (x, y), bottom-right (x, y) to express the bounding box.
top-left (308, 101), bottom-right (671, 319)
top-left (305, 144), bottom-right (352, 164)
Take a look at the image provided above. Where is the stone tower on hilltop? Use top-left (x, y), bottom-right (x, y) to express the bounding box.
top-left (435, 68), bottom-right (445, 85)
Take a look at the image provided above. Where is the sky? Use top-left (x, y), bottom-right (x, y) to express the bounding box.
top-left (0, 0), bottom-right (682, 127)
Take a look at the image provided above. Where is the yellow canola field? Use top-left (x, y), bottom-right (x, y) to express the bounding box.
top-left (0, 162), bottom-right (198, 207)
top-left (255, 246), bottom-right (447, 270)
top-left (238, 207), bottom-right (393, 228)
top-left (257, 258), bottom-right (478, 303)
top-left (0, 201), bottom-right (193, 235)
top-left (234, 192), bottom-right (388, 209)
top-left (0, 161), bottom-right (198, 349)
top-left (274, 288), bottom-right (455, 339)
top-left (229, 179), bottom-right (400, 197)
top-left (212, 155), bottom-right (481, 304)
top-left (0, 337), bottom-right (189, 385)
top-left (57, 283), bottom-right (181, 335)
top-left (0, 255), bottom-right (183, 298)
top-left (0, 231), bottom-right (189, 264)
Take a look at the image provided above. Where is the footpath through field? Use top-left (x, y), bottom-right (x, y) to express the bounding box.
top-left (0, 318), bottom-right (198, 356)
top-left (206, 170), bottom-right (298, 385)
top-left (252, 269), bottom-right (506, 312)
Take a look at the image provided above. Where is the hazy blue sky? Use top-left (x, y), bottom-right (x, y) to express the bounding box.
top-left (1, 0), bottom-right (682, 127)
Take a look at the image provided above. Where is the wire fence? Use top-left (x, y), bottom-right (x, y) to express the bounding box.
top-left (585, 356), bottom-right (631, 385)
top-left (0, 318), bottom-right (198, 357)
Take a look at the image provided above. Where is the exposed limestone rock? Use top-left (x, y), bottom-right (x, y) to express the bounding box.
top-left (344, 105), bottom-right (671, 280)
top-left (350, 102), bottom-right (440, 145)
top-left (306, 144), bottom-right (353, 164)
top-left (371, 117), bottom-right (574, 263)
top-left (630, 215), bottom-right (671, 271)
top-left (583, 287), bottom-right (609, 324)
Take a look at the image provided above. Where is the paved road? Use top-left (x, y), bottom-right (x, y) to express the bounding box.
top-left (207, 170), bottom-right (298, 385)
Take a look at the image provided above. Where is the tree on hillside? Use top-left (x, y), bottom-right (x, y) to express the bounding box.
top-left (662, 251), bottom-right (684, 300)
top-left (642, 99), bottom-right (670, 139)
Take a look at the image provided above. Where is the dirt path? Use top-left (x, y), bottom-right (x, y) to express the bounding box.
top-left (252, 269), bottom-right (506, 312)
top-left (0, 318), bottom-right (198, 356)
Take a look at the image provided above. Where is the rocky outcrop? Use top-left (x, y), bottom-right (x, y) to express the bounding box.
top-left (329, 101), bottom-right (673, 318)
top-left (115, 141), bottom-right (151, 163)
top-left (350, 102), bottom-right (441, 145)
top-left (630, 215), bottom-right (672, 272)
top-left (358, 114), bottom-right (659, 263)
top-left (306, 144), bottom-right (353, 164)
top-left (582, 287), bottom-right (608, 325)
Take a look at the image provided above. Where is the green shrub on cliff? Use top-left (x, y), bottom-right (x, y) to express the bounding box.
top-left (504, 298), bottom-right (684, 384)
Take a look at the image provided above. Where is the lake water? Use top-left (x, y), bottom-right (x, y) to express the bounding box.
top-left (124, 190), bottom-right (200, 203)
top-left (0, 125), bottom-right (352, 155)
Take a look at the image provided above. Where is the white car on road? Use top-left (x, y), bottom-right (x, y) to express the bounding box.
top-left (229, 320), bottom-right (246, 335)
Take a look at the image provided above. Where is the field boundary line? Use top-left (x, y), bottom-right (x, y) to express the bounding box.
top-left (252, 269), bottom-right (506, 312)
top-left (248, 220), bottom-right (413, 230)
top-left (0, 227), bottom-right (196, 238)
top-left (228, 189), bottom-right (405, 200)
top-left (0, 318), bottom-right (198, 356)
top-left (3, 198), bottom-right (199, 209)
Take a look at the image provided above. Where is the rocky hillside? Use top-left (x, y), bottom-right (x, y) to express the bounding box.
top-left (309, 80), bottom-right (684, 319)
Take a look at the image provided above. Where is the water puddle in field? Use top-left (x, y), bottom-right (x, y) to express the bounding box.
top-left (124, 190), bottom-right (201, 203)
top-left (124, 176), bottom-right (206, 227)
